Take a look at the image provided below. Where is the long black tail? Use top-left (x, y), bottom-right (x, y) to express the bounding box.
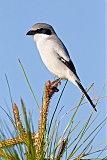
top-left (76, 80), bottom-right (97, 111)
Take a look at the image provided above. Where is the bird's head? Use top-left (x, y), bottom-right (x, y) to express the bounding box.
top-left (26, 23), bottom-right (56, 42)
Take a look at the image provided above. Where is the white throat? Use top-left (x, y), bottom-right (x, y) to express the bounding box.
top-left (33, 33), bottom-right (50, 43)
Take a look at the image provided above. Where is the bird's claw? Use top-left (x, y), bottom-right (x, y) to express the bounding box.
top-left (50, 86), bottom-right (59, 92)
top-left (50, 78), bottom-right (61, 92)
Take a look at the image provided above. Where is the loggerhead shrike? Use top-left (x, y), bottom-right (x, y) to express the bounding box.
top-left (26, 23), bottom-right (97, 111)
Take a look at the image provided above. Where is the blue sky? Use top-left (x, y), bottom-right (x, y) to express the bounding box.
top-left (0, 0), bottom-right (106, 158)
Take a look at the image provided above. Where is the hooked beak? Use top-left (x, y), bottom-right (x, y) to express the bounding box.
top-left (26, 30), bottom-right (36, 35)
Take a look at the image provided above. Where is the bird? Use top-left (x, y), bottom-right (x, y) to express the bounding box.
top-left (26, 23), bottom-right (97, 111)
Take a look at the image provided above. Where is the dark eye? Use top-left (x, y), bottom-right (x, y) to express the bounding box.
top-left (36, 28), bottom-right (52, 35)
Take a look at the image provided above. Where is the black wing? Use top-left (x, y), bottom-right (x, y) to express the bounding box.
top-left (59, 56), bottom-right (80, 81)
top-left (58, 55), bottom-right (97, 111)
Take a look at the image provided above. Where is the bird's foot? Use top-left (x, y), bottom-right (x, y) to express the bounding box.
top-left (51, 86), bottom-right (59, 92)
top-left (50, 78), bottom-right (61, 92)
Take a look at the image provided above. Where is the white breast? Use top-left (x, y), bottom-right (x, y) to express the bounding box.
top-left (33, 34), bottom-right (78, 85)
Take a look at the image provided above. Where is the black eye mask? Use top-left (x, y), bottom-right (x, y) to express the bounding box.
top-left (36, 28), bottom-right (52, 35)
top-left (26, 28), bottom-right (52, 36)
